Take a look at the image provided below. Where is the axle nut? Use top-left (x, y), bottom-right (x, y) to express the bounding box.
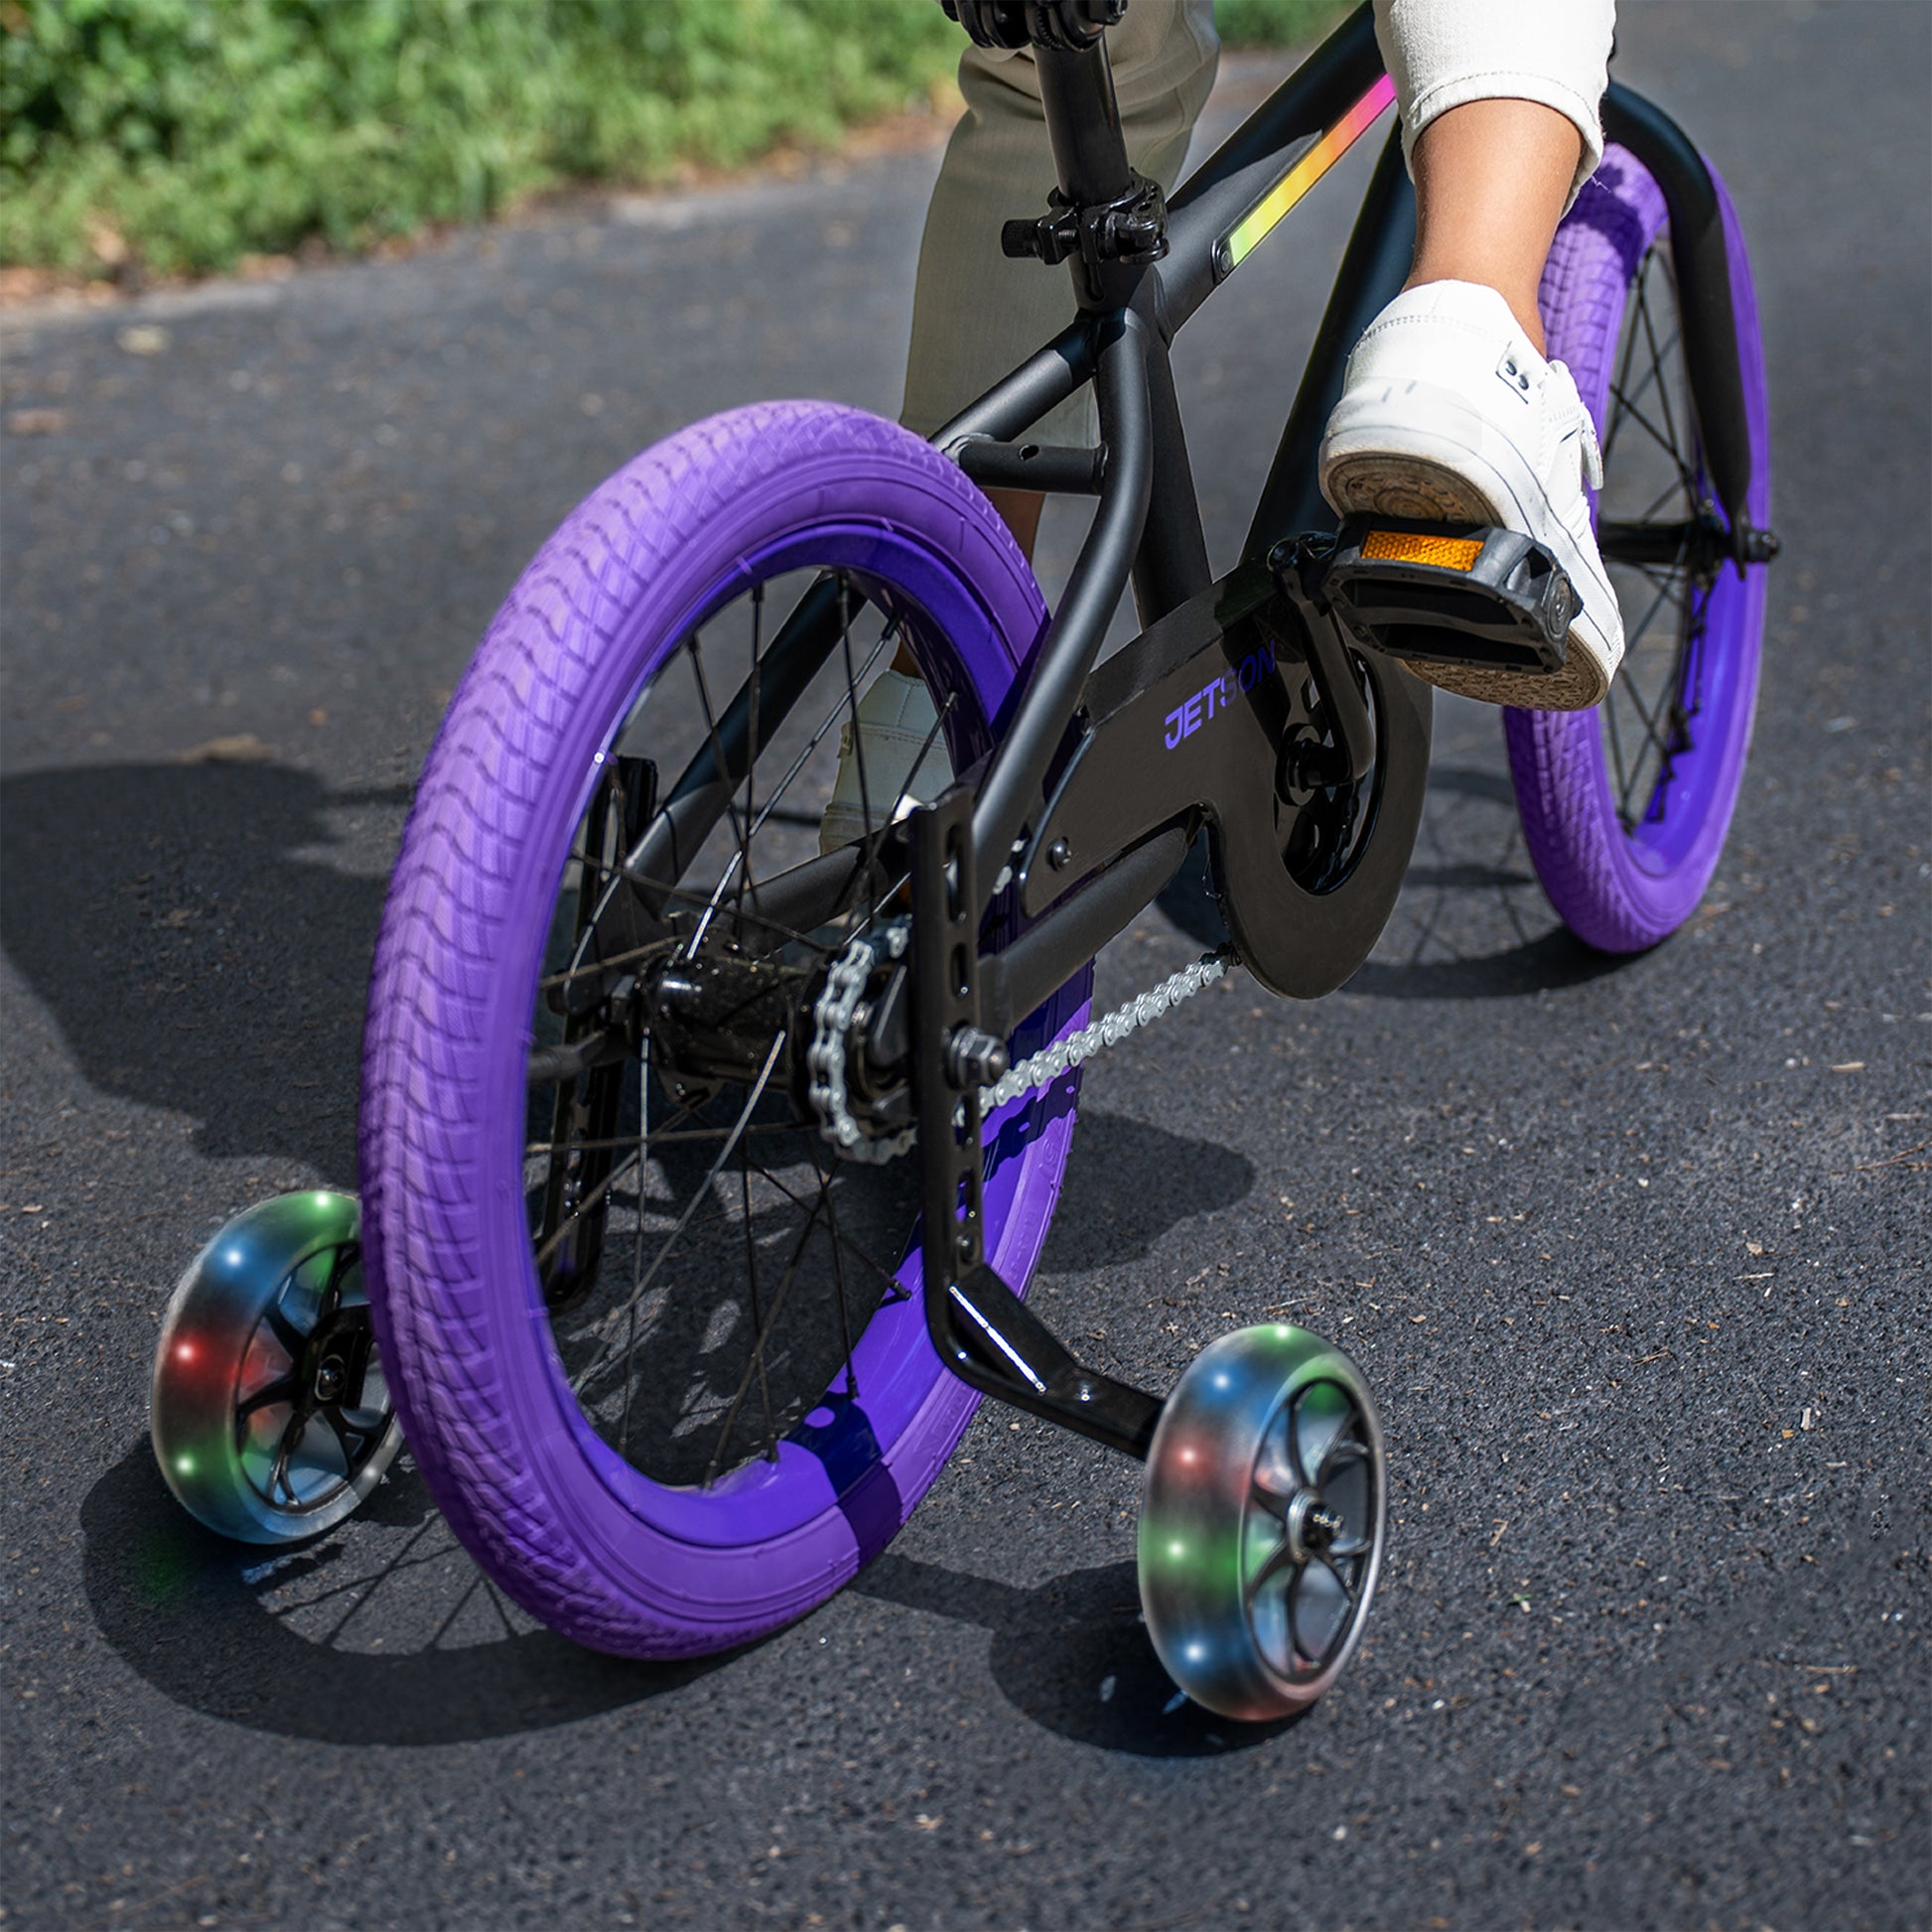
top-left (945, 1025), bottom-right (1010, 1089)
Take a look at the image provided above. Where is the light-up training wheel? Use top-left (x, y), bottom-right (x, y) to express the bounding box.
top-left (1139, 1323), bottom-right (1385, 1721)
top-left (150, 1191), bottom-right (401, 1543)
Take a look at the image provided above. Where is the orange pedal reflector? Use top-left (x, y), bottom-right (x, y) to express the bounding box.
top-left (1362, 529), bottom-right (1482, 571)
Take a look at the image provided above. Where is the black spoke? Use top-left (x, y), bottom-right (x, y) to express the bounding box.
top-left (1601, 660), bottom-right (1635, 811)
top-left (533, 1146), bottom-right (642, 1271)
top-left (318, 1406), bottom-right (365, 1469)
top-left (833, 582), bottom-right (882, 932)
top-left (808, 1143), bottom-right (860, 1400)
top-left (1606, 381), bottom-right (1699, 499)
top-left (747, 1158), bottom-right (912, 1305)
top-left (236, 1375), bottom-right (299, 1422)
top-left (268, 1419), bottom-right (301, 1504)
top-left (741, 614), bottom-right (901, 845)
top-left (618, 1030), bottom-right (654, 1459)
top-left (530, 1088), bottom-right (712, 1268)
top-left (320, 1243), bottom-right (356, 1320)
top-left (741, 580), bottom-right (763, 922)
top-left (684, 631), bottom-right (758, 954)
top-left (569, 1035), bottom-right (785, 1397)
top-left (1246, 1532), bottom-right (1300, 1601)
top-left (524, 1118), bottom-right (809, 1161)
top-left (704, 1188), bottom-right (829, 1484)
top-left (1599, 262), bottom-right (1651, 471)
top-left (264, 1305), bottom-right (308, 1360)
top-left (741, 1150), bottom-right (776, 1456)
top-left (1636, 267), bottom-right (1686, 463)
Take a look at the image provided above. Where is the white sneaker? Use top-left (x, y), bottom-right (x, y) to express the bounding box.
top-left (1318, 279), bottom-right (1624, 711)
top-left (817, 667), bottom-right (953, 855)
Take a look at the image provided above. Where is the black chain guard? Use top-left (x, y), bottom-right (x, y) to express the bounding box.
top-left (1019, 558), bottom-right (1431, 1000)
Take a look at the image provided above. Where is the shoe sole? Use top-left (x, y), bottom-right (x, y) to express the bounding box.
top-left (1321, 397), bottom-right (1621, 712)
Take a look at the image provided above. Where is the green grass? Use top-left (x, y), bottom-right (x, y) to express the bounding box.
top-left (1, 0), bottom-right (1353, 278)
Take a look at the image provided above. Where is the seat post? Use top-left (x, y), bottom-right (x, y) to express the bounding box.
top-left (1035, 40), bottom-right (1135, 209)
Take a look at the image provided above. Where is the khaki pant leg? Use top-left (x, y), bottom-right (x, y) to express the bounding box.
top-left (900, 0), bottom-right (1220, 446)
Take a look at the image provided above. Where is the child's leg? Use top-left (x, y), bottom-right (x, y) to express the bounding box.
top-left (1320, 0), bottom-right (1623, 712)
top-left (1384, 0), bottom-right (1613, 352)
top-left (833, 10), bottom-right (1216, 845)
top-left (1407, 98), bottom-right (1582, 358)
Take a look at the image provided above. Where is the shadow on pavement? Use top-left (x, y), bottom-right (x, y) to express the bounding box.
top-left (850, 1552), bottom-right (1302, 1757)
top-left (1037, 1110), bottom-right (1255, 1273)
top-left (1345, 925), bottom-right (1630, 1000)
top-left (80, 1441), bottom-right (729, 1743)
top-left (0, 760), bottom-right (406, 1181)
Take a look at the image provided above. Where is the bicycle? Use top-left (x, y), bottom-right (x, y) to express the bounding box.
top-left (152, 0), bottom-right (1773, 1721)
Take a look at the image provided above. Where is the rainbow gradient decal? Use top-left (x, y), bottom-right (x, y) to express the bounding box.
top-left (1219, 72), bottom-right (1398, 273)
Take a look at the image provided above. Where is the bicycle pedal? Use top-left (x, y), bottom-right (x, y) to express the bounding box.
top-left (1319, 514), bottom-right (1577, 678)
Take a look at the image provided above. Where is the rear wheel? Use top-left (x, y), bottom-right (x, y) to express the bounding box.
top-left (1507, 147), bottom-right (1771, 950)
top-left (359, 403), bottom-right (1091, 1658)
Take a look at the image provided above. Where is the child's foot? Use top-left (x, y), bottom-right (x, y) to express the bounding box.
top-left (817, 667), bottom-right (952, 855)
top-left (1318, 279), bottom-right (1623, 711)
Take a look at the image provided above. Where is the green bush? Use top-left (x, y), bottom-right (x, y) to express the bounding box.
top-left (0, 0), bottom-right (1350, 277)
top-left (1213, 0), bottom-right (1350, 47)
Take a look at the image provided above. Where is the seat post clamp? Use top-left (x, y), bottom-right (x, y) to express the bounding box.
top-left (1000, 173), bottom-right (1170, 272)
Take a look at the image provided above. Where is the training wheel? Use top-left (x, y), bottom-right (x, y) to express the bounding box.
top-left (1138, 1323), bottom-right (1386, 1721)
top-left (150, 1191), bottom-right (402, 1543)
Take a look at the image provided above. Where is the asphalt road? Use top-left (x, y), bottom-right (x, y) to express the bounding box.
top-left (3, 6), bottom-right (1927, 1928)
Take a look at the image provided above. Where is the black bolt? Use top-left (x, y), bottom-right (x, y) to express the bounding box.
top-left (946, 1025), bottom-right (1009, 1088)
top-left (315, 1357), bottom-right (345, 1402)
top-left (1046, 838), bottom-right (1072, 871)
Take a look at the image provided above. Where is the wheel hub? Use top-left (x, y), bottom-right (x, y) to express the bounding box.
top-left (1300, 1499), bottom-right (1344, 1555)
top-left (640, 944), bottom-right (813, 1092)
top-left (295, 1306), bottom-right (375, 1424)
top-left (1288, 1488), bottom-right (1346, 1562)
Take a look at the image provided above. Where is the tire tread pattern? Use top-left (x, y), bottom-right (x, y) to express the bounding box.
top-left (360, 402), bottom-right (1048, 1655)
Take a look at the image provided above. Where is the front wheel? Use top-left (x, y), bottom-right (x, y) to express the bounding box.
top-left (359, 403), bottom-right (1091, 1659)
top-left (1508, 147), bottom-right (1772, 951)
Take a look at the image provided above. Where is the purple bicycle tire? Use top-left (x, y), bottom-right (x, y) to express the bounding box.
top-left (359, 401), bottom-right (1089, 1658)
top-left (1505, 147), bottom-right (1771, 952)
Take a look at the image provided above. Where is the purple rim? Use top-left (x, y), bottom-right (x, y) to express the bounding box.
top-left (1506, 148), bottom-right (1771, 951)
top-left (492, 521), bottom-right (1082, 1551)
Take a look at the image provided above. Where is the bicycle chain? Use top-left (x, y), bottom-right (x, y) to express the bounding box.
top-left (808, 924), bottom-right (916, 1166)
top-left (809, 924), bottom-right (1234, 1162)
top-left (976, 945), bottom-right (1232, 1111)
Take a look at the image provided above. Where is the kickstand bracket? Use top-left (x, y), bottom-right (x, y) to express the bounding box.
top-left (910, 785), bottom-right (1164, 1460)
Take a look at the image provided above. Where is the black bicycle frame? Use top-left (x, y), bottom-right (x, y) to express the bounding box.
top-left (901, 0), bottom-right (1765, 1458)
top-left (939, 2), bottom-right (1757, 913)
top-left (602, 1), bottom-right (1768, 1460)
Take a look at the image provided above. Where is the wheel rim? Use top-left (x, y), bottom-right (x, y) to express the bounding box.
top-left (152, 1192), bottom-right (398, 1538)
top-left (1140, 1325), bottom-right (1386, 1720)
top-left (232, 1241), bottom-right (391, 1515)
top-left (1246, 1378), bottom-right (1379, 1684)
top-left (509, 522), bottom-right (1079, 1548)
top-left (1585, 228), bottom-right (1760, 882)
